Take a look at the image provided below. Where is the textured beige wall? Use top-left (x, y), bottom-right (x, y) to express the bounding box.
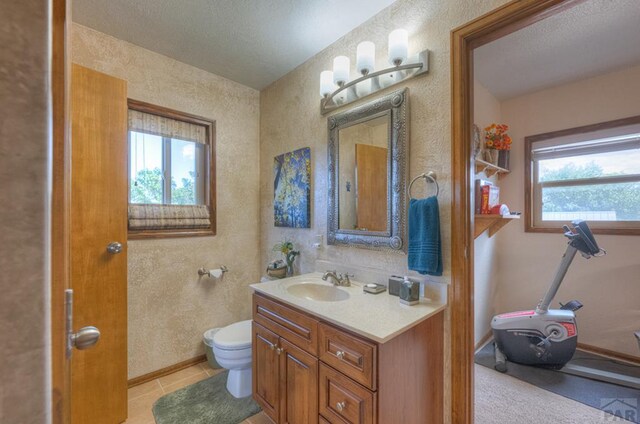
top-left (259, 0), bottom-right (508, 421)
top-left (497, 64), bottom-right (640, 357)
top-left (0, 1), bottom-right (51, 422)
top-left (260, 0), bottom-right (507, 276)
top-left (473, 79), bottom-right (502, 344)
top-left (72, 24), bottom-right (262, 378)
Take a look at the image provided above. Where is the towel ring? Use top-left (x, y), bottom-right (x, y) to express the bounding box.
top-left (408, 171), bottom-right (439, 199)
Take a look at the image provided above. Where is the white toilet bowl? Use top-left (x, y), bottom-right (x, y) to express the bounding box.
top-left (212, 319), bottom-right (253, 398)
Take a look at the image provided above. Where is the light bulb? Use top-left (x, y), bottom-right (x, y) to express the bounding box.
top-left (333, 56), bottom-right (350, 86)
top-left (356, 41), bottom-right (375, 75)
top-left (388, 29), bottom-right (408, 66)
top-left (320, 70), bottom-right (335, 98)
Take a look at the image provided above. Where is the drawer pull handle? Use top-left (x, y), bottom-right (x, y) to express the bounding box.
top-left (336, 350), bottom-right (345, 359)
top-left (336, 401), bottom-right (346, 412)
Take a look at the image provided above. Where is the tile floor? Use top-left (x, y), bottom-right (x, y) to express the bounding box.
top-left (124, 361), bottom-right (273, 424)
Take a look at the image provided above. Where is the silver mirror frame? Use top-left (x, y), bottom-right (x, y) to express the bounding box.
top-left (327, 88), bottom-right (409, 252)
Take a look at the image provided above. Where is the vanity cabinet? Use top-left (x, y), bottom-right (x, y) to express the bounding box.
top-left (253, 295), bottom-right (320, 423)
top-left (252, 293), bottom-right (444, 424)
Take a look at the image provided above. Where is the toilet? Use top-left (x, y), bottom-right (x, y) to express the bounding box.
top-left (212, 319), bottom-right (253, 398)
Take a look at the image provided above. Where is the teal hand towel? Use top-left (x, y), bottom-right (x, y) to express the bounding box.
top-left (408, 196), bottom-right (442, 276)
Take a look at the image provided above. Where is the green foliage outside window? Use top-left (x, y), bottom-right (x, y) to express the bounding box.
top-left (541, 162), bottom-right (640, 220)
top-left (130, 168), bottom-right (196, 205)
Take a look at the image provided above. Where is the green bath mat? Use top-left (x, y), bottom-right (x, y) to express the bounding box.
top-left (152, 370), bottom-right (261, 424)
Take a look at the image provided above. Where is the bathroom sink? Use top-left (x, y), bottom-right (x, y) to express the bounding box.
top-left (286, 283), bottom-right (350, 302)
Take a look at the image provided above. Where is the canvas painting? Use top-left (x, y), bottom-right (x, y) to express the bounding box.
top-left (274, 147), bottom-right (311, 228)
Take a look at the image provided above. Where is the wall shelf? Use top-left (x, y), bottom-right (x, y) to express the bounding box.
top-left (474, 158), bottom-right (510, 178)
top-left (474, 214), bottom-right (520, 239)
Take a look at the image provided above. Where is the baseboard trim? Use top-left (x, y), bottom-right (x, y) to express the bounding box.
top-left (128, 354), bottom-right (207, 388)
top-left (577, 343), bottom-right (640, 365)
top-left (475, 330), bottom-right (493, 353)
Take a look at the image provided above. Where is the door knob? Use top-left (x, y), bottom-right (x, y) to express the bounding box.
top-left (71, 326), bottom-right (101, 350)
top-left (106, 242), bottom-right (123, 254)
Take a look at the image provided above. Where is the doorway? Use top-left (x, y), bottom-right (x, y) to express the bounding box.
top-left (450, 1), bottom-right (586, 422)
top-left (452, 0), bottom-right (640, 422)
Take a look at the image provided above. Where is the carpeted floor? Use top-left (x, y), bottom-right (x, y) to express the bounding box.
top-left (475, 365), bottom-right (634, 423)
top-left (475, 342), bottom-right (639, 423)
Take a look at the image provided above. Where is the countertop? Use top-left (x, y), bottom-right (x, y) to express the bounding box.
top-left (250, 272), bottom-right (447, 344)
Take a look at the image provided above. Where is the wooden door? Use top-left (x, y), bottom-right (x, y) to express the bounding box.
top-left (70, 64), bottom-right (128, 424)
top-left (355, 144), bottom-right (388, 231)
top-left (280, 338), bottom-right (319, 424)
top-left (253, 323), bottom-right (281, 422)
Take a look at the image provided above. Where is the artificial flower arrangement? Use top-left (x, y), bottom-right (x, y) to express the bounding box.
top-left (484, 123), bottom-right (512, 150)
top-left (268, 240), bottom-right (299, 278)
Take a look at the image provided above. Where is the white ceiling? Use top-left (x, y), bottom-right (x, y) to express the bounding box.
top-left (474, 0), bottom-right (640, 100)
top-left (72, 0), bottom-right (398, 90)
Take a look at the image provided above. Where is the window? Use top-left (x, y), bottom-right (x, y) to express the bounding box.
top-left (127, 99), bottom-right (216, 238)
top-left (525, 116), bottom-right (640, 234)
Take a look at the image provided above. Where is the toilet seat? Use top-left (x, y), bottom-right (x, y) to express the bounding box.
top-left (213, 319), bottom-right (252, 351)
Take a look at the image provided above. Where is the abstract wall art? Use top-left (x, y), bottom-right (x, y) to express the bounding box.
top-left (274, 147), bottom-right (311, 228)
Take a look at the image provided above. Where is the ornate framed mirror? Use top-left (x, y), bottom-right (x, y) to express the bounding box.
top-left (327, 88), bottom-right (409, 252)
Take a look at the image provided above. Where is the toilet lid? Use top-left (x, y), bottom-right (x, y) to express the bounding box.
top-left (213, 320), bottom-right (252, 350)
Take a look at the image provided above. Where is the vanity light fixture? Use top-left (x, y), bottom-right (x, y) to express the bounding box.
top-left (319, 28), bottom-right (429, 115)
top-left (388, 29), bottom-right (408, 65)
top-left (356, 41), bottom-right (375, 75)
top-left (320, 70), bottom-right (336, 97)
top-left (333, 56), bottom-right (350, 86)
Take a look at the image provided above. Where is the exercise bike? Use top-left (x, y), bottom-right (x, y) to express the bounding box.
top-left (491, 220), bottom-right (640, 390)
top-left (492, 220), bottom-right (603, 370)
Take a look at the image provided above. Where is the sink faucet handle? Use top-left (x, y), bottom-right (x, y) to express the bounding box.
top-left (340, 273), bottom-right (354, 282)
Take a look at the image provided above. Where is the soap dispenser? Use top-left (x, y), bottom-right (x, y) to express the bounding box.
top-left (399, 276), bottom-right (419, 306)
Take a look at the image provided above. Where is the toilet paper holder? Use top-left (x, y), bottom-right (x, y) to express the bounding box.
top-left (197, 265), bottom-right (229, 278)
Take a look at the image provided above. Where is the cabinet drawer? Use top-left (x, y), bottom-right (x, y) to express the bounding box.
top-left (319, 323), bottom-right (377, 390)
top-left (253, 293), bottom-right (319, 355)
top-left (319, 364), bottom-right (376, 424)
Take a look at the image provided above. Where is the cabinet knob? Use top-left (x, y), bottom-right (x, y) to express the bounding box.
top-left (269, 343), bottom-right (275, 350)
top-left (336, 401), bottom-right (346, 412)
top-left (336, 350), bottom-right (345, 359)
top-left (276, 347), bottom-right (283, 355)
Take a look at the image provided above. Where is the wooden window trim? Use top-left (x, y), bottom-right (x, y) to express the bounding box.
top-left (525, 115), bottom-right (640, 236)
top-left (127, 99), bottom-right (217, 239)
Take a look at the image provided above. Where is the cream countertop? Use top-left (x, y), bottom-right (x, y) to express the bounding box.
top-left (250, 272), bottom-right (447, 344)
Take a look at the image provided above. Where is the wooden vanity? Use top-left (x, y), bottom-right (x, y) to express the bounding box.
top-left (252, 292), bottom-right (444, 424)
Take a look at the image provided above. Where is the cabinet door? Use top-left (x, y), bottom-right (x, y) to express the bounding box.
top-left (280, 338), bottom-right (319, 424)
top-left (253, 323), bottom-right (280, 422)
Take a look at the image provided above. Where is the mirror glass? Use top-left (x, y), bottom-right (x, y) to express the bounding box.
top-left (338, 115), bottom-right (389, 232)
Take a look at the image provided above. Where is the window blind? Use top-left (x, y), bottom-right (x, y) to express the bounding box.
top-left (128, 204), bottom-right (211, 231)
top-left (128, 109), bottom-right (207, 144)
top-left (532, 133), bottom-right (640, 161)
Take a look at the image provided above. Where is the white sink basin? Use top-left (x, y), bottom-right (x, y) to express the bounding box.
top-left (286, 283), bottom-right (350, 302)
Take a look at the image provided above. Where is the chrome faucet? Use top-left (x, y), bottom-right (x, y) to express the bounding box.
top-left (322, 270), bottom-right (353, 287)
